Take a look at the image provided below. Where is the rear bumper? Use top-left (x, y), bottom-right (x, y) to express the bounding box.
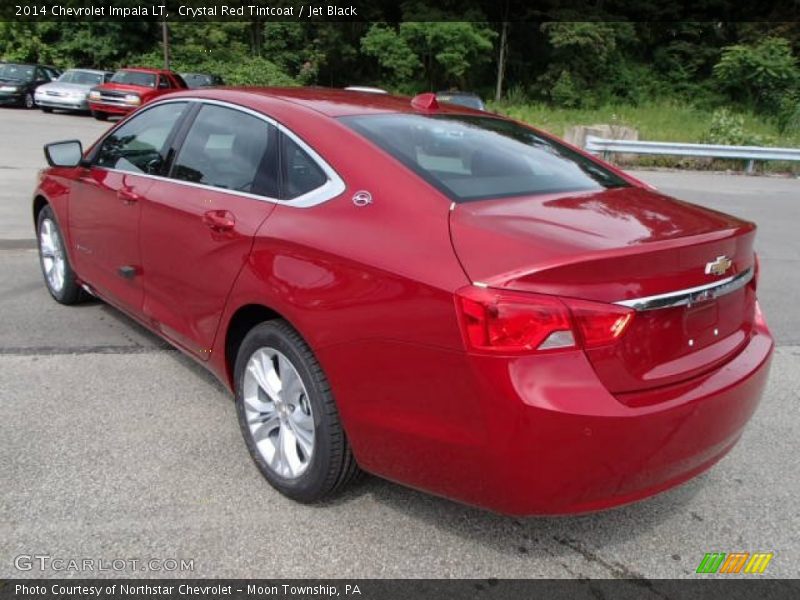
top-left (88, 101), bottom-right (135, 115)
top-left (468, 323), bottom-right (773, 515)
top-left (328, 322), bottom-right (773, 516)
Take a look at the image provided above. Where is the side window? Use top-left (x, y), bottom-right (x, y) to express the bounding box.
top-left (158, 76), bottom-right (171, 89)
top-left (94, 102), bottom-right (187, 174)
top-left (172, 104), bottom-right (278, 197)
top-left (281, 135), bottom-right (327, 199)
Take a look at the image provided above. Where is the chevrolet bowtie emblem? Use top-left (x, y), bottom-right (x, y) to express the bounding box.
top-left (705, 255), bottom-right (733, 276)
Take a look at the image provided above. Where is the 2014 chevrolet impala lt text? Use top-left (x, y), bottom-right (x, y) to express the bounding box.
top-left (33, 88), bottom-right (773, 515)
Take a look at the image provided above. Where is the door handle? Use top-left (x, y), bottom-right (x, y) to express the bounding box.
top-left (202, 210), bottom-right (236, 232)
top-left (117, 188), bottom-right (140, 204)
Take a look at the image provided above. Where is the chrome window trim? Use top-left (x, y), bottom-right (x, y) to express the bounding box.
top-left (90, 96), bottom-right (346, 208)
top-left (615, 267), bottom-right (754, 312)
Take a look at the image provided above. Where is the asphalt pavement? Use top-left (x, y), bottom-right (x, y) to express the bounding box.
top-left (1, 107), bottom-right (798, 582)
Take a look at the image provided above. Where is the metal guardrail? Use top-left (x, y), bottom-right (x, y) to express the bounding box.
top-left (585, 135), bottom-right (800, 173)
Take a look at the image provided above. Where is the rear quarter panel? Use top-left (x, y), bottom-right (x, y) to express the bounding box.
top-left (209, 108), bottom-right (483, 483)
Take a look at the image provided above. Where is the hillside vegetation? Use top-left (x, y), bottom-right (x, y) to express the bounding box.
top-left (2, 18), bottom-right (799, 170)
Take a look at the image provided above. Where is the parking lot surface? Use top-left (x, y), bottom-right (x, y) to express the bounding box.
top-left (1, 108), bottom-right (798, 581)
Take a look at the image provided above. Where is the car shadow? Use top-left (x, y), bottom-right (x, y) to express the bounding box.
top-left (316, 462), bottom-right (705, 564)
top-left (89, 300), bottom-right (232, 394)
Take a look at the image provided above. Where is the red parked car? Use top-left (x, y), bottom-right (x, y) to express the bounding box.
top-left (87, 67), bottom-right (186, 120)
top-left (33, 89), bottom-right (772, 515)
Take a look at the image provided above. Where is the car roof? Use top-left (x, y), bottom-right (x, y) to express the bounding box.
top-left (163, 87), bottom-right (490, 118)
top-left (67, 68), bottom-right (112, 74)
top-left (117, 67), bottom-right (175, 74)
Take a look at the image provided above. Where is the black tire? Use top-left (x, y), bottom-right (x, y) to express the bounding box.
top-left (24, 92), bottom-right (34, 109)
top-left (92, 110), bottom-right (108, 121)
top-left (234, 320), bottom-right (360, 503)
top-left (41, 107), bottom-right (53, 113)
top-left (36, 205), bottom-right (84, 305)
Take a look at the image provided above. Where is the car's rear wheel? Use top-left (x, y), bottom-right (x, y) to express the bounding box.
top-left (234, 320), bottom-right (360, 502)
top-left (24, 93), bottom-right (34, 109)
top-left (36, 205), bottom-right (83, 304)
top-left (92, 110), bottom-right (108, 121)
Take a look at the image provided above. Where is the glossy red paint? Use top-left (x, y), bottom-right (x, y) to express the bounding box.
top-left (87, 67), bottom-right (186, 116)
top-left (34, 87), bottom-right (773, 515)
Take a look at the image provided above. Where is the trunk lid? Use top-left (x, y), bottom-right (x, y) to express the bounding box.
top-left (450, 186), bottom-right (757, 395)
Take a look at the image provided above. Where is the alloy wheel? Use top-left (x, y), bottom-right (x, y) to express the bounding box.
top-left (242, 347), bottom-right (315, 479)
top-left (39, 217), bottom-right (66, 293)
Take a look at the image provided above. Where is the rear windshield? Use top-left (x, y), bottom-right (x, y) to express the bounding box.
top-left (341, 114), bottom-right (628, 202)
top-left (110, 71), bottom-right (157, 87)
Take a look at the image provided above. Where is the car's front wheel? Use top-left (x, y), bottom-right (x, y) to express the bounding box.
top-left (234, 320), bottom-right (360, 502)
top-left (36, 205), bottom-right (83, 304)
top-left (92, 110), bottom-right (107, 121)
top-left (41, 106), bottom-right (53, 113)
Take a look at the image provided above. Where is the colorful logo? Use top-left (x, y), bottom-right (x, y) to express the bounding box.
top-left (696, 552), bottom-right (773, 574)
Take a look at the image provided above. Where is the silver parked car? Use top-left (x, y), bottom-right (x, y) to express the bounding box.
top-left (34, 69), bottom-right (113, 113)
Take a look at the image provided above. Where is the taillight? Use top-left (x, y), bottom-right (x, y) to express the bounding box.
top-left (455, 286), bottom-right (633, 354)
top-left (563, 298), bottom-right (634, 349)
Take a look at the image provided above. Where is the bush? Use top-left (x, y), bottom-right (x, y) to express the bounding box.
top-left (550, 70), bottom-right (582, 108)
top-left (201, 57), bottom-right (297, 87)
top-left (503, 84), bottom-right (529, 106)
top-left (131, 51), bottom-right (296, 87)
top-left (777, 92), bottom-right (800, 135)
top-left (702, 108), bottom-right (769, 146)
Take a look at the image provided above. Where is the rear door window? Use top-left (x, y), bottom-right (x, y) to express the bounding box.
top-left (281, 136), bottom-right (328, 199)
top-left (171, 104), bottom-right (279, 198)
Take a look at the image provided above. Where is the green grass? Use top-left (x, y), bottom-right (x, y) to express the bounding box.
top-left (489, 100), bottom-right (800, 173)
top-left (490, 100), bottom-right (798, 144)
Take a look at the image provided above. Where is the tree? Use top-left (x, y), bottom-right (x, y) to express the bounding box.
top-left (495, 13), bottom-right (509, 101)
top-left (360, 24), bottom-right (421, 86)
top-left (714, 37), bottom-right (799, 112)
top-left (0, 21), bottom-right (157, 68)
top-left (538, 21), bottom-right (637, 106)
top-left (361, 22), bottom-right (495, 90)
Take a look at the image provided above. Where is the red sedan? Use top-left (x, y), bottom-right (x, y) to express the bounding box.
top-left (33, 89), bottom-right (772, 515)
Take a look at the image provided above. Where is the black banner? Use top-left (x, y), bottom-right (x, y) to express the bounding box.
top-left (1, 0), bottom-right (799, 22)
top-left (2, 580), bottom-right (800, 600)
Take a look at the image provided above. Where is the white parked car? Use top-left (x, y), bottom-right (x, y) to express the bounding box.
top-left (35, 69), bottom-right (113, 113)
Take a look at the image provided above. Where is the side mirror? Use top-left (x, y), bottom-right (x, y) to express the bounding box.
top-left (44, 140), bottom-right (84, 168)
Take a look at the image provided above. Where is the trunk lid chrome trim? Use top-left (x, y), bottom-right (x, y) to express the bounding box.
top-left (615, 267), bottom-right (753, 312)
